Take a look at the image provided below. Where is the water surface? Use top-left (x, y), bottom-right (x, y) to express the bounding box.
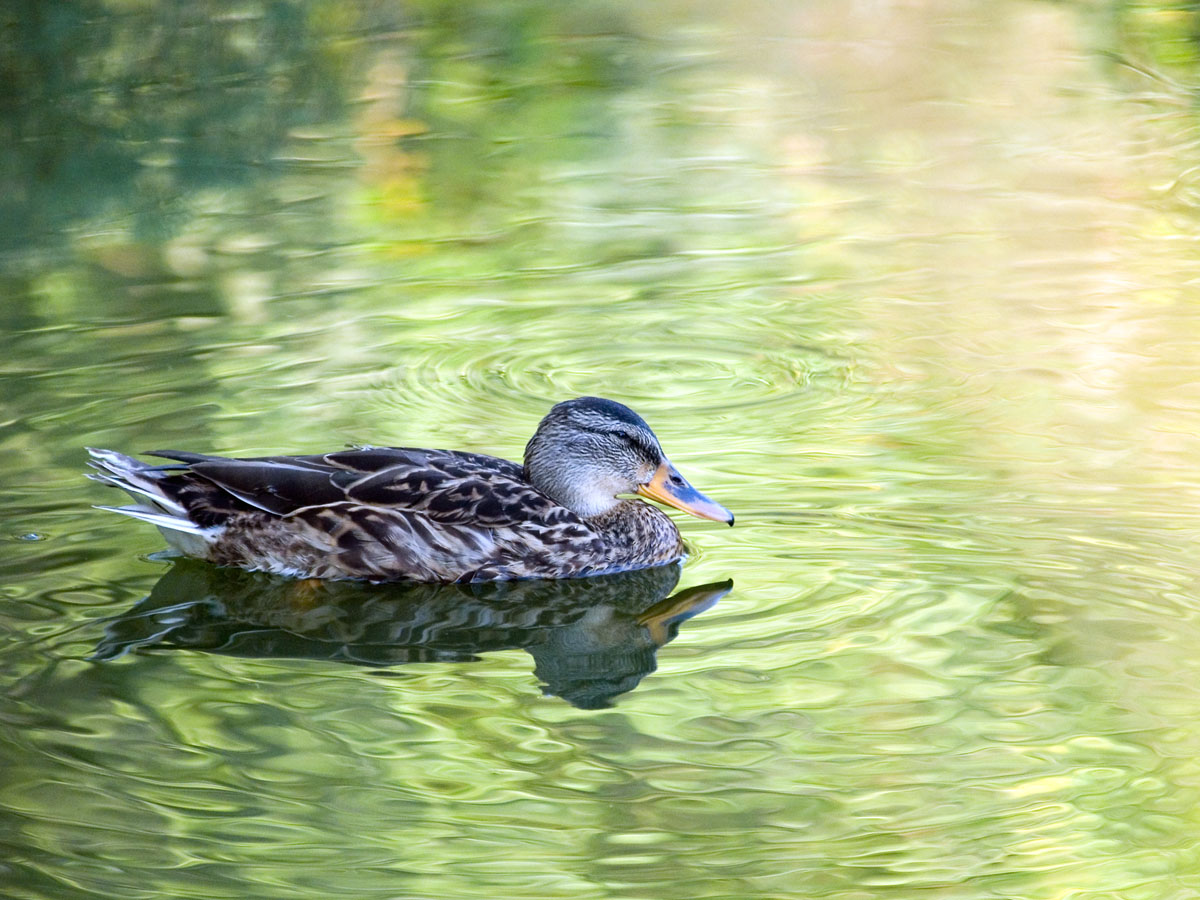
top-left (4, 2), bottom-right (1200, 898)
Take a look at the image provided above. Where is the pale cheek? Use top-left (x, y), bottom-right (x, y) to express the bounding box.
top-left (605, 473), bottom-right (632, 496)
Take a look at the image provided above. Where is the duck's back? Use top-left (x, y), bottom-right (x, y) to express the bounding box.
top-left (134, 446), bottom-right (610, 581)
top-left (91, 444), bottom-right (687, 582)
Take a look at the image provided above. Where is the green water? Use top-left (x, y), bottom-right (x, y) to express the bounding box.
top-left (5, 1), bottom-right (1200, 897)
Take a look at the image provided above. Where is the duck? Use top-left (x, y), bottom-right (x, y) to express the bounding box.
top-left (87, 396), bottom-right (733, 583)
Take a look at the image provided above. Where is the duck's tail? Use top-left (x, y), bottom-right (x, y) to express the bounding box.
top-left (86, 448), bottom-right (207, 536)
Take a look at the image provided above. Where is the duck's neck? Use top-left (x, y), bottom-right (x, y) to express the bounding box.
top-left (585, 500), bottom-right (685, 569)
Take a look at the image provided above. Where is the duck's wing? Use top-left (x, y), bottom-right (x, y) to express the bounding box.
top-left (95, 446), bottom-right (607, 581)
top-left (146, 446), bottom-right (578, 528)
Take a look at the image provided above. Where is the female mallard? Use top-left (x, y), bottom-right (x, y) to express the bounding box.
top-left (87, 396), bottom-right (733, 582)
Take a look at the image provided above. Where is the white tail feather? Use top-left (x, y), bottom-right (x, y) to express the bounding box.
top-left (86, 471), bottom-right (187, 515)
top-left (93, 505), bottom-right (207, 535)
top-left (86, 448), bottom-right (188, 517)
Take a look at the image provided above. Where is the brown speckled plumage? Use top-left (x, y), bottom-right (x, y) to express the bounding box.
top-left (88, 397), bottom-right (731, 583)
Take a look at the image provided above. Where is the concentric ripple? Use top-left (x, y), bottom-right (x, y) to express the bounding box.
top-left (7, 2), bottom-right (1200, 900)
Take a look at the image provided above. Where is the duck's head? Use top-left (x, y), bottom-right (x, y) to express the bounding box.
top-left (524, 396), bottom-right (734, 524)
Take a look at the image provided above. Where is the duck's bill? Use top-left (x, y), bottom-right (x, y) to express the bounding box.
top-left (637, 462), bottom-right (735, 525)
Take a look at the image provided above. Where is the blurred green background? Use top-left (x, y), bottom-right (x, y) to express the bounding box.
top-left (5, 1), bottom-right (1200, 898)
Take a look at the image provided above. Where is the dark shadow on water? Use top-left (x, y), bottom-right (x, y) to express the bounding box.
top-left (93, 560), bottom-right (732, 709)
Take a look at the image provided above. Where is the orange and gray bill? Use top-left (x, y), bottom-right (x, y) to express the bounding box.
top-left (636, 461), bottom-right (734, 525)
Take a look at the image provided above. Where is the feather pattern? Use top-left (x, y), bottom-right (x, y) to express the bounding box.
top-left (90, 446), bottom-right (683, 582)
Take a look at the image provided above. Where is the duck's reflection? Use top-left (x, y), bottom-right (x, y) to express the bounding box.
top-left (94, 561), bottom-right (732, 709)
